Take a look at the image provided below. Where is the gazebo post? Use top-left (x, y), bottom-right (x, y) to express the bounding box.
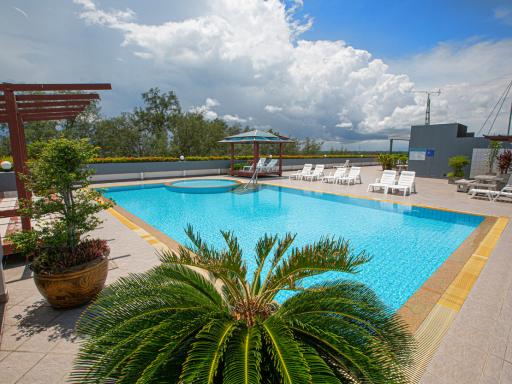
top-left (279, 143), bottom-right (283, 176)
top-left (253, 142), bottom-right (260, 169)
top-left (4, 89), bottom-right (31, 230)
top-left (230, 143), bottom-right (234, 176)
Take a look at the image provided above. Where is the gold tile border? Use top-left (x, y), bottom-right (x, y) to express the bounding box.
top-left (99, 181), bottom-right (508, 383)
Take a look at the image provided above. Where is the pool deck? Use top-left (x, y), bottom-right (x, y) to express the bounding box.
top-left (1, 166), bottom-right (511, 383)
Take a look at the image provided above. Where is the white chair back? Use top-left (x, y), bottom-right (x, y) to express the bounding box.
top-left (348, 166), bottom-right (361, 177)
top-left (265, 159), bottom-right (278, 169)
top-left (380, 170), bottom-right (397, 185)
top-left (301, 164), bottom-right (313, 174)
top-left (334, 167), bottom-right (346, 178)
top-left (312, 164), bottom-right (325, 175)
top-left (397, 171), bottom-right (415, 186)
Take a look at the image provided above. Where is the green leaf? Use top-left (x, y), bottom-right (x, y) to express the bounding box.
top-left (262, 317), bottom-right (311, 384)
top-left (223, 325), bottom-right (263, 384)
top-left (180, 318), bottom-right (237, 384)
top-left (300, 344), bottom-right (342, 384)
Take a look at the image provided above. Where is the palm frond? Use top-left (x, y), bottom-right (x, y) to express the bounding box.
top-left (262, 316), bottom-right (311, 384)
top-left (280, 281), bottom-right (414, 369)
top-left (180, 318), bottom-right (238, 384)
top-left (223, 324), bottom-right (263, 384)
top-left (251, 233), bottom-right (278, 296)
top-left (300, 343), bottom-right (342, 384)
top-left (255, 233), bottom-right (295, 296)
top-left (263, 237), bottom-right (370, 299)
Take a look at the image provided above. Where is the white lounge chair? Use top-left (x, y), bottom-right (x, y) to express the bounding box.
top-left (494, 186), bottom-right (512, 202)
top-left (389, 171), bottom-right (416, 196)
top-left (322, 167), bottom-right (347, 183)
top-left (469, 174), bottom-right (512, 202)
top-left (289, 164), bottom-right (312, 180)
top-left (303, 164), bottom-right (325, 181)
top-left (339, 167), bottom-right (361, 185)
top-left (261, 159), bottom-right (278, 173)
top-left (368, 170), bottom-right (396, 194)
top-left (243, 157), bottom-right (266, 172)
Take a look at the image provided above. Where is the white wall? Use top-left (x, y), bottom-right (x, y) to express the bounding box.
top-left (470, 148), bottom-right (508, 177)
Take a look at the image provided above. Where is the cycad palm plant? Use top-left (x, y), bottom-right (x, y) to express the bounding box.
top-left (72, 226), bottom-right (414, 383)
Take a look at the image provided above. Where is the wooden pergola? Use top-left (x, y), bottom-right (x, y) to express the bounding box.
top-left (0, 83), bottom-right (112, 231)
top-left (219, 130), bottom-right (294, 177)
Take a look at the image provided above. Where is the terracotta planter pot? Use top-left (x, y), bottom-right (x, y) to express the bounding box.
top-left (33, 258), bottom-right (109, 309)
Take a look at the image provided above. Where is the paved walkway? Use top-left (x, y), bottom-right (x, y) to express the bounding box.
top-left (0, 166), bottom-right (511, 383)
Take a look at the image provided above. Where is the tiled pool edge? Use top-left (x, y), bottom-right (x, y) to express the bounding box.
top-left (406, 216), bottom-right (508, 383)
top-left (101, 188), bottom-right (507, 383)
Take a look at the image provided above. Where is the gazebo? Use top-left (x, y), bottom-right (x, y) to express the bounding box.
top-left (0, 83), bottom-right (111, 234)
top-left (219, 130), bottom-right (294, 177)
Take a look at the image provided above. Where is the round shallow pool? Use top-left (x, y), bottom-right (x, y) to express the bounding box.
top-left (165, 179), bottom-right (240, 193)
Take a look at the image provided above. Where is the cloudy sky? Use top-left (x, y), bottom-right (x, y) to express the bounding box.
top-left (1, 0), bottom-right (512, 150)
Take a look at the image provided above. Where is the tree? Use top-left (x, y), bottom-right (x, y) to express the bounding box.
top-left (93, 114), bottom-right (141, 157)
top-left (72, 228), bottom-right (414, 383)
top-left (300, 137), bottom-right (323, 155)
top-left (133, 87), bottom-right (181, 156)
top-left (170, 113), bottom-right (238, 156)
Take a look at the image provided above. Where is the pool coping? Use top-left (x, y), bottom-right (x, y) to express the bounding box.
top-left (98, 179), bottom-right (508, 383)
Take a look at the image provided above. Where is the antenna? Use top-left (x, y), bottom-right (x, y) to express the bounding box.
top-left (410, 89), bottom-right (441, 125)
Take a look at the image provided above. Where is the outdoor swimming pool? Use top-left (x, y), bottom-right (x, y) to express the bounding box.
top-left (101, 182), bottom-right (484, 310)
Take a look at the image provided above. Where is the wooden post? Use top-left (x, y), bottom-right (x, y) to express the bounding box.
top-left (230, 143), bottom-right (234, 176)
top-left (253, 142), bottom-right (259, 169)
top-left (279, 143), bottom-right (283, 176)
top-left (4, 89), bottom-right (31, 230)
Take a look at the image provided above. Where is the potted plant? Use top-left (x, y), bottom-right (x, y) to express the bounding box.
top-left (447, 155), bottom-right (469, 183)
top-left (72, 228), bottom-right (414, 383)
top-left (8, 138), bottom-right (112, 309)
top-left (497, 149), bottom-right (512, 175)
top-left (377, 153), bottom-right (395, 170)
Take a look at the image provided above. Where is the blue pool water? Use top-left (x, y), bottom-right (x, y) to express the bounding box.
top-left (102, 183), bottom-right (483, 310)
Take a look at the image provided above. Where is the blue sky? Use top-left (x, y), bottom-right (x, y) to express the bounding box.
top-left (297, 0), bottom-right (512, 58)
top-left (1, 0), bottom-right (511, 150)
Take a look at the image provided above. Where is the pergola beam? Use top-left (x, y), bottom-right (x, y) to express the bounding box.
top-left (15, 93), bottom-right (100, 101)
top-left (0, 83), bottom-right (111, 91)
top-left (15, 100), bottom-right (92, 108)
top-left (16, 106), bottom-right (87, 115)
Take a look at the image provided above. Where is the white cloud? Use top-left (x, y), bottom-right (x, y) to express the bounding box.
top-left (222, 114), bottom-right (247, 123)
top-left (264, 105), bottom-right (283, 113)
top-left (494, 7), bottom-right (512, 26)
top-left (73, 0), bottom-right (512, 142)
top-left (205, 98), bottom-right (219, 108)
top-left (189, 98), bottom-right (219, 120)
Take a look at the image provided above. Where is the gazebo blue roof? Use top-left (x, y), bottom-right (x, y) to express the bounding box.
top-left (219, 130), bottom-right (294, 143)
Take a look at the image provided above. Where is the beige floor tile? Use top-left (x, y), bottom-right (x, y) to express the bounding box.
top-left (0, 351), bottom-right (44, 384)
top-left (0, 350), bottom-right (10, 361)
top-left (483, 355), bottom-right (505, 382)
top-left (16, 352), bottom-right (74, 384)
top-left (501, 361), bottom-right (512, 384)
top-left (0, 325), bottom-right (28, 351)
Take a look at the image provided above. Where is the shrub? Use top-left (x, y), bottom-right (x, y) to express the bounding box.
top-left (448, 155), bottom-right (470, 178)
top-left (497, 150), bottom-right (512, 174)
top-left (89, 154), bottom-right (378, 163)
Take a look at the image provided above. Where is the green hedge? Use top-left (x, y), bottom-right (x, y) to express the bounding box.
top-left (90, 154), bottom-right (378, 164)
